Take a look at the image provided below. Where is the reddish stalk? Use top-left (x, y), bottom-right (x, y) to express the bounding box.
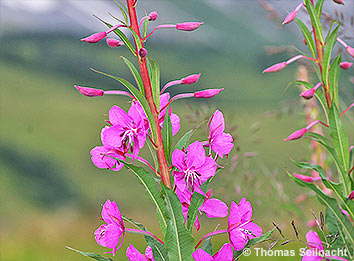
top-left (126, 0), bottom-right (171, 188)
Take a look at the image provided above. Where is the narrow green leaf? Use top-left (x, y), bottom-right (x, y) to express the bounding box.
top-left (186, 192), bottom-right (205, 231)
top-left (143, 17), bottom-right (149, 38)
top-left (322, 25), bottom-right (339, 87)
top-left (162, 185), bottom-right (194, 261)
top-left (126, 27), bottom-right (142, 51)
top-left (304, 0), bottom-right (324, 44)
top-left (66, 247), bottom-right (113, 261)
top-left (121, 56), bottom-right (145, 95)
top-left (295, 18), bottom-right (316, 58)
top-left (122, 163), bottom-right (169, 232)
top-left (147, 57), bottom-right (161, 111)
top-left (93, 15), bottom-right (135, 56)
top-left (90, 68), bottom-right (157, 139)
top-left (162, 112), bottom-right (173, 163)
top-left (174, 130), bottom-right (194, 151)
top-left (329, 55), bottom-right (341, 106)
top-left (114, 0), bottom-right (128, 24)
top-left (315, 0), bottom-right (325, 18)
top-left (329, 105), bottom-right (350, 173)
top-left (326, 208), bottom-right (345, 249)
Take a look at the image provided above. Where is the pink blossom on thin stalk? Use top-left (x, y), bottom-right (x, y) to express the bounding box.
top-left (194, 88), bottom-right (224, 98)
top-left (94, 199), bottom-right (125, 256)
top-left (74, 85), bottom-right (104, 97)
top-left (293, 173), bottom-right (321, 183)
top-left (160, 73), bottom-right (201, 93)
top-left (176, 22), bottom-right (204, 31)
top-left (126, 244), bottom-right (155, 261)
top-left (282, 3), bottom-right (304, 25)
top-left (300, 82), bottom-right (322, 100)
top-left (81, 24), bottom-right (122, 43)
top-left (263, 55), bottom-right (311, 73)
top-left (193, 243), bottom-right (233, 261)
top-left (106, 37), bottom-right (124, 48)
top-left (284, 120), bottom-right (325, 141)
top-left (340, 62), bottom-right (353, 69)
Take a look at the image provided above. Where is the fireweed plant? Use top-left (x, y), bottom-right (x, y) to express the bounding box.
top-left (263, 0), bottom-right (354, 259)
top-left (69, 1), bottom-right (276, 260)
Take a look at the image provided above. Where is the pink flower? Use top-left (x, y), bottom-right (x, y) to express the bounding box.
top-left (148, 11), bottom-right (158, 21)
top-left (176, 188), bottom-right (228, 231)
top-left (293, 173), bottom-right (321, 183)
top-left (193, 243), bottom-right (233, 261)
top-left (94, 199), bottom-right (125, 256)
top-left (101, 105), bottom-right (147, 161)
top-left (81, 32), bottom-right (107, 43)
top-left (340, 62), bottom-right (353, 69)
top-left (284, 128), bottom-right (307, 141)
top-left (282, 3), bottom-right (304, 25)
top-left (126, 244), bottom-right (155, 261)
top-left (172, 141), bottom-right (216, 194)
top-left (207, 110), bottom-right (234, 158)
top-left (74, 85), bottom-right (104, 97)
top-left (176, 22), bottom-right (204, 31)
top-left (302, 230), bottom-right (348, 261)
top-left (263, 62), bottom-right (287, 73)
top-left (349, 190), bottom-right (354, 200)
top-left (106, 37), bottom-right (124, 48)
top-left (182, 73), bottom-right (201, 85)
top-left (228, 198), bottom-right (262, 251)
top-left (194, 88), bottom-right (224, 98)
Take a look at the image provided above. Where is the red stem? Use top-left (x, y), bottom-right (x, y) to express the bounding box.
top-left (126, 0), bottom-right (171, 188)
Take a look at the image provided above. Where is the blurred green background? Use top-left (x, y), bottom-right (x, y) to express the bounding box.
top-left (0, 0), bottom-right (353, 260)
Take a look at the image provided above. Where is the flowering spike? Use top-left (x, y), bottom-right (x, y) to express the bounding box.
top-left (293, 173), bottom-right (321, 183)
top-left (176, 22), bottom-right (204, 31)
top-left (340, 62), bottom-right (353, 69)
top-left (181, 73), bottom-right (201, 84)
top-left (194, 88), bottom-right (224, 98)
top-left (263, 62), bottom-right (287, 73)
top-left (282, 3), bottom-right (304, 25)
top-left (148, 11), bottom-right (158, 21)
top-left (106, 37), bottom-right (124, 48)
top-left (74, 85), bottom-right (104, 97)
top-left (300, 82), bottom-right (321, 100)
top-left (81, 32), bottom-right (107, 43)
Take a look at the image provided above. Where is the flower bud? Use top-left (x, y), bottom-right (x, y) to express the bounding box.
top-left (333, 0), bottom-right (344, 4)
top-left (194, 88), bottom-right (224, 98)
top-left (176, 22), bottom-right (204, 31)
top-left (284, 128), bottom-right (307, 141)
top-left (303, 38), bottom-right (307, 45)
top-left (349, 190), bottom-right (354, 200)
top-left (263, 62), bottom-right (287, 73)
top-left (340, 62), bottom-right (353, 69)
top-left (106, 37), bottom-right (124, 48)
top-left (81, 32), bottom-right (107, 43)
top-left (181, 73), bottom-right (201, 85)
top-left (300, 88), bottom-right (316, 100)
top-left (346, 46), bottom-right (354, 58)
top-left (293, 173), bottom-right (320, 183)
top-left (148, 11), bottom-right (158, 21)
top-left (75, 85), bottom-right (104, 97)
top-left (139, 48), bottom-right (148, 58)
top-left (282, 10), bottom-right (297, 25)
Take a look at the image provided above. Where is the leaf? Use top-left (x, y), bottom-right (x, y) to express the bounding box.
top-left (123, 163), bottom-right (169, 232)
top-left (315, 0), bottom-right (325, 18)
top-left (114, 0), bottom-right (128, 24)
top-left (162, 185), bottom-right (194, 261)
top-left (201, 238), bottom-right (213, 255)
top-left (233, 228), bottom-right (275, 259)
top-left (329, 55), bottom-right (341, 106)
top-left (326, 207), bottom-right (345, 249)
top-left (186, 192), bottom-right (205, 231)
top-left (162, 112), bottom-right (173, 163)
top-left (295, 18), bottom-right (316, 58)
top-left (90, 68), bottom-right (157, 140)
top-left (66, 247), bottom-right (113, 261)
top-left (121, 56), bottom-right (145, 95)
top-left (322, 25), bottom-right (339, 87)
top-left (147, 57), bottom-right (161, 111)
top-left (329, 105), bottom-right (350, 173)
top-left (174, 130), bottom-right (194, 151)
top-left (143, 17), bottom-right (149, 38)
top-left (126, 26), bottom-right (142, 52)
top-left (121, 216), bottom-right (168, 261)
top-left (93, 15), bottom-right (135, 56)
top-left (304, 0), bottom-right (324, 44)
top-left (288, 173), bottom-right (354, 247)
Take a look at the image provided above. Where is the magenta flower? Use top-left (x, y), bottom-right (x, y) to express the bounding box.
top-left (340, 62), bottom-right (353, 69)
top-left (207, 110), bottom-right (234, 158)
top-left (194, 88), bottom-right (224, 98)
top-left (172, 141), bottom-right (216, 193)
top-left (75, 85), bottom-right (104, 97)
top-left (106, 37), bottom-right (124, 48)
top-left (126, 244), bottom-right (155, 261)
top-left (193, 243), bottom-right (233, 261)
top-left (228, 198), bottom-right (262, 251)
top-left (94, 199), bottom-right (125, 256)
top-left (282, 3), bottom-right (304, 25)
top-left (176, 22), bottom-right (204, 31)
top-left (101, 105), bottom-right (147, 160)
top-left (176, 187), bottom-right (228, 230)
top-left (302, 230), bottom-right (347, 261)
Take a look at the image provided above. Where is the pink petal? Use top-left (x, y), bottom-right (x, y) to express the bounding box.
top-left (197, 156), bottom-right (216, 183)
top-left (126, 244), bottom-right (148, 261)
top-left (213, 243), bottom-right (233, 261)
top-left (192, 249), bottom-right (213, 261)
top-left (210, 132), bottom-right (234, 158)
top-left (302, 249), bottom-right (322, 261)
top-left (90, 146), bottom-right (124, 171)
top-left (102, 199), bottom-right (124, 226)
top-left (186, 141), bottom-right (206, 168)
top-left (228, 198), bottom-right (252, 227)
top-left (242, 222), bottom-right (263, 238)
top-left (94, 223), bottom-right (123, 249)
top-left (145, 246), bottom-right (155, 261)
top-left (209, 110), bottom-right (225, 134)
top-left (199, 198), bottom-right (229, 218)
top-left (170, 112), bottom-right (181, 136)
top-left (172, 149), bottom-right (187, 171)
top-left (306, 230), bottom-right (324, 251)
top-left (109, 105), bottom-right (131, 127)
top-left (101, 126), bottom-right (125, 148)
top-left (229, 228), bottom-right (247, 251)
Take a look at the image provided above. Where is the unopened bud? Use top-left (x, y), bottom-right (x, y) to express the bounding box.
top-left (340, 62), bottom-right (353, 69)
top-left (75, 85), bottom-right (104, 97)
top-left (176, 22), bottom-right (204, 31)
top-left (284, 128), bottom-right (307, 141)
top-left (106, 37), bottom-right (124, 48)
top-left (349, 191), bottom-right (354, 200)
top-left (346, 46), bottom-right (354, 58)
top-left (282, 3), bottom-right (304, 25)
top-left (303, 38), bottom-right (307, 45)
top-left (333, 0), bottom-right (344, 5)
top-left (300, 88), bottom-right (316, 100)
top-left (148, 11), bottom-right (158, 21)
top-left (263, 62), bottom-right (287, 73)
top-left (194, 88), bottom-right (223, 98)
top-left (181, 73), bottom-right (201, 85)
top-left (81, 32), bottom-right (107, 43)
top-left (139, 48), bottom-right (148, 58)
top-left (293, 173), bottom-right (321, 183)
